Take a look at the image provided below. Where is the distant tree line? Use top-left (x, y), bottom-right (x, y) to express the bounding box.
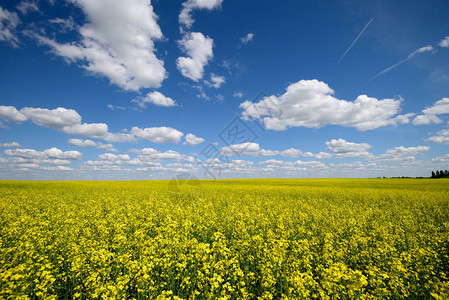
top-left (431, 170), bottom-right (449, 178)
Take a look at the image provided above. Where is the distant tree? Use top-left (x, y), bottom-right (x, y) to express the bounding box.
top-left (429, 170), bottom-right (449, 178)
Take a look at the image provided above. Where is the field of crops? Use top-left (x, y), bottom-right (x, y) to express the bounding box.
top-left (1, 179), bottom-right (448, 299)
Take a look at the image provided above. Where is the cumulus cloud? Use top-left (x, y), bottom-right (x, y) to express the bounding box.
top-left (374, 146), bottom-right (429, 162)
top-left (219, 142), bottom-right (313, 158)
top-left (0, 6), bottom-right (20, 47)
top-left (176, 32), bottom-right (214, 81)
top-left (413, 98), bottom-right (449, 125)
top-left (315, 139), bottom-right (372, 159)
top-left (34, 0), bottom-right (166, 91)
top-left (5, 147), bottom-right (82, 160)
top-left (205, 73), bottom-right (225, 88)
top-left (0, 142), bottom-right (21, 148)
top-left (439, 36), bottom-right (449, 48)
top-left (240, 33), bottom-right (254, 44)
top-left (179, 0), bottom-right (223, 30)
top-left (129, 147), bottom-right (195, 162)
top-left (427, 129), bottom-right (449, 144)
top-left (326, 138), bottom-right (371, 153)
top-left (259, 159), bottom-right (327, 171)
top-left (133, 91), bottom-right (177, 108)
top-left (21, 107), bottom-right (81, 129)
top-left (68, 138), bottom-right (117, 152)
top-left (432, 154), bottom-right (449, 164)
top-left (183, 133), bottom-right (205, 146)
top-left (98, 153), bottom-right (130, 161)
top-left (102, 132), bottom-right (136, 143)
top-left (44, 147), bottom-right (82, 160)
top-left (131, 126), bottom-right (184, 143)
top-left (412, 114), bottom-right (442, 125)
top-left (62, 123), bottom-right (109, 138)
top-left (0, 105), bottom-right (27, 123)
top-left (1, 105), bottom-right (186, 144)
top-left (240, 79), bottom-right (411, 131)
top-left (220, 142), bottom-right (262, 156)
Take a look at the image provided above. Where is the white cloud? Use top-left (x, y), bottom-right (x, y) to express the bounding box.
top-left (439, 36), bottom-right (449, 48)
top-left (34, 0), bottom-right (166, 91)
top-left (5, 147), bottom-right (82, 160)
top-left (106, 104), bottom-right (126, 110)
top-left (62, 123), bottom-right (109, 138)
top-left (179, 0), bottom-right (223, 30)
top-left (205, 73), bottom-right (225, 88)
top-left (21, 107), bottom-right (81, 129)
top-left (233, 91), bottom-right (243, 98)
top-left (98, 153), bottom-right (130, 161)
top-left (4, 148), bottom-right (44, 159)
top-left (102, 132), bottom-right (136, 143)
top-left (259, 159), bottom-right (327, 171)
top-left (0, 105), bottom-right (27, 123)
top-left (374, 146), bottom-right (429, 162)
top-left (316, 138), bottom-right (372, 158)
top-left (183, 133), bottom-right (205, 146)
top-left (0, 142), bottom-right (21, 148)
top-left (219, 142), bottom-right (312, 158)
top-left (369, 45), bottom-right (433, 82)
top-left (314, 138), bottom-right (373, 159)
top-left (15, 163), bottom-right (73, 171)
top-left (432, 154), bottom-right (449, 164)
top-left (0, 6), bottom-right (20, 47)
top-left (240, 79), bottom-right (410, 131)
top-left (133, 91), bottom-right (177, 108)
top-left (130, 148), bottom-right (195, 162)
top-left (44, 147), bottom-right (82, 160)
top-left (1, 104), bottom-right (186, 144)
top-left (427, 129), bottom-right (449, 144)
top-left (48, 17), bottom-right (76, 32)
top-left (16, 1), bottom-right (39, 15)
top-left (417, 45), bottom-right (433, 53)
top-left (220, 142), bottom-right (261, 156)
top-left (240, 33), bottom-right (254, 44)
top-left (68, 138), bottom-right (117, 152)
top-left (131, 126), bottom-right (184, 143)
top-left (412, 114), bottom-right (442, 125)
top-left (326, 138), bottom-right (371, 153)
top-left (413, 98), bottom-right (449, 125)
top-left (280, 148), bottom-right (314, 157)
top-left (176, 32), bottom-right (214, 81)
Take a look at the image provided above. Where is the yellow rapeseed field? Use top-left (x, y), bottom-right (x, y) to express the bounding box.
top-left (1, 179), bottom-right (448, 299)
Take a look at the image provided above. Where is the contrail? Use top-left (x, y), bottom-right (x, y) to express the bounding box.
top-left (366, 45), bottom-right (433, 84)
top-left (336, 18), bottom-right (374, 66)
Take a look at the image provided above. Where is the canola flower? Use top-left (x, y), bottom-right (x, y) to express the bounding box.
top-left (0, 178), bottom-right (448, 299)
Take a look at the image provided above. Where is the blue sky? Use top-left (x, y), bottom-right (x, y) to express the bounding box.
top-left (0, 0), bottom-right (448, 180)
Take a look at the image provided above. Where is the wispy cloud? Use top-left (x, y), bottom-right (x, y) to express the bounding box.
top-left (336, 18), bottom-right (373, 66)
top-left (367, 45), bottom-right (433, 84)
top-left (240, 33), bottom-right (254, 44)
top-left (439, 36), bottom-right (449, 48)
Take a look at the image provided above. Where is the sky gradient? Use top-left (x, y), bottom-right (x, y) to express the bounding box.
top-left (0, 0), bottom-right (449, 180)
